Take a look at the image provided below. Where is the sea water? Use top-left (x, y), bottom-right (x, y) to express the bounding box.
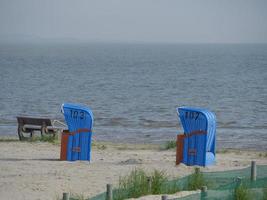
top-left (0, 43), bottom-right (266, 150)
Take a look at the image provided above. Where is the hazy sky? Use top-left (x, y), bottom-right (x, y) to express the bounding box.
top-left (0, 0), bottom-right (267, 43)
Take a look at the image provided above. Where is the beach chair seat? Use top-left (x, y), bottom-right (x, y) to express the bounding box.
top-left (17, 117), bottom-right (66, 140)
top-left (61, 103), bottom-right (93, 161)
top-left (176, 107), bottom-right (216, 167)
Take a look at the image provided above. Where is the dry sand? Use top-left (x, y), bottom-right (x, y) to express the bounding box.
top-left (0, 139), bottom-right (266, 200)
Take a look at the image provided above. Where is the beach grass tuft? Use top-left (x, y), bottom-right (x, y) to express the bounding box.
top-left (30, 135), bottom-right (59, 144)
top-left (233, 183), bottom-right (250, 200)
top-left (151, 169), bottom-right (168, 194)
top-left (92, 142), bottom-right (107, 150)
top-left (161, 140), bottom-right (176, 150)
top-left (217, 149), bottom-right (229, 154)
top-left (114, 168), bottom-right (180, 200)
top-left (263, 187), bottom-right (267, 200)
top-left (187, 168), bottom-right (207, 190)
top-left (69, 193), bottom-right (86, 200)
top-left (116, 168), bottom-right (149, 199)
top-left (0, 135), bottom-right (59, 144)
top-left (0, 137), bottom-right (19, 142)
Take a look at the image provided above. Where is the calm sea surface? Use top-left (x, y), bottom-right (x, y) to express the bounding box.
top-left (0, 43), bottom-right (266, 150)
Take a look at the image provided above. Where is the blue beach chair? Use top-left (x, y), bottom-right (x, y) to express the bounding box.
top-left (61, 103), bottom-right (94, 161)
top-left (176, 107), bottom-right (216, 167)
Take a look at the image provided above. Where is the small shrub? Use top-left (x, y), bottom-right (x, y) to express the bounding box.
top-left (162, 140), bottom-right (176, 150)
top-left (187, 168), bottom-right (206, 190)
top-left (233, 184), bottom-right (250, 200)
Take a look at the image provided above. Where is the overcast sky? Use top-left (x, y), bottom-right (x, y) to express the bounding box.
top-left (0, 0), bottom-right (267, 43)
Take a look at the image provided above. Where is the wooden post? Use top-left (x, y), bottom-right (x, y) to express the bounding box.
top-left (201, 186), bottom-right (207, 199)
top-left (62, 193), bottom-right (69, 200)
top-left (236, 177), bottom-right (242, 186)
top-left (195, 167), bottom-right (200, 174)
top-left (251, 161), bottom-right (256, 181)
top-left (161, 195), bottom-right (168, 200)
top-left (147, 176), bottom-right (152, 193)
top-left (18, 125), bottom-right (23, 141)
top-left (176, 134), bottom-right (185, 165)
top-left (41, 122), bottom-right (46, 137)
top-left (106, 184), bottom-right (113, 200)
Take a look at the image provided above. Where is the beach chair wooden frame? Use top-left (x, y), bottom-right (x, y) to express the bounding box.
top-left (17, 116), bottom-right (65, 140)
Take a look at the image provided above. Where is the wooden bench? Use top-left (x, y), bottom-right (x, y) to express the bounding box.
top-left (17, 117), bottom-right (66, 140)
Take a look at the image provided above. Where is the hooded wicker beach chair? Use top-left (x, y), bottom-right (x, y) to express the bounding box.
top-left (61, 103), bottom-right (93, 161)
top-left (176, 107), bottom-right (216, 167)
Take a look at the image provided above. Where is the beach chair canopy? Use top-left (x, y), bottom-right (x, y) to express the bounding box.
top-left (177, 107), bottom-right (216, 166)
top-left (61, 103), bottom-right (93, 161)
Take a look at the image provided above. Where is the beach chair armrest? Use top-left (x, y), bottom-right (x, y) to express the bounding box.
top-left (46, 126), bottom-right (67, 131)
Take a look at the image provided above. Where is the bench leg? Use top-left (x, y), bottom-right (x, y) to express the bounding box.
top-left (17, 126), bottom-right (34, 141)
top-left (18, 126), bottom-right (23, 141)
top-left (41, 126), bottom-right (46, 137)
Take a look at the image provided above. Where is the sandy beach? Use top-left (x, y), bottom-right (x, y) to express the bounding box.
top-left (0, 139), bottom-right (266, 200)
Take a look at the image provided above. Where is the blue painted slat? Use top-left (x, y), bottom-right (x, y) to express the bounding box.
top-left (67, 135), bottom-right (73, 161)
top-left (183, 137), bottom-right (189, 164)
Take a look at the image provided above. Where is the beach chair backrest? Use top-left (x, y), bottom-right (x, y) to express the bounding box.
top-left (17, 117), bottom-right (52, 126)
top-left (61, 103), bottom-right (93, 161)
top-left (178, 107), bottom-right (208, 135)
